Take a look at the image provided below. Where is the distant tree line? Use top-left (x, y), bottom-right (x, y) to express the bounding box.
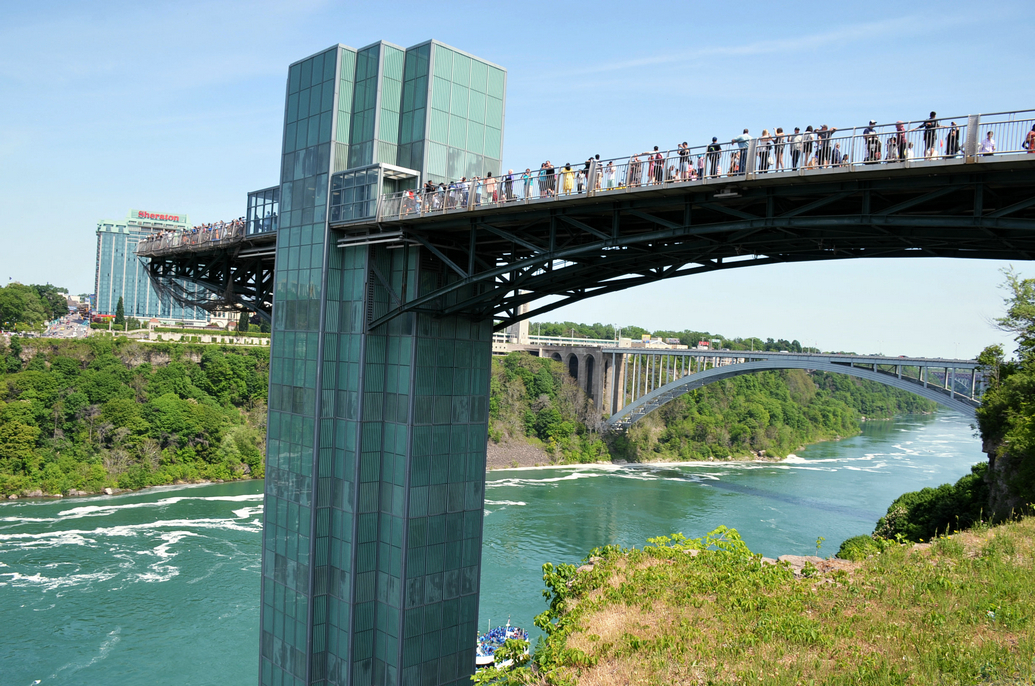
top-left (531, 321), bottom-right (819, 353)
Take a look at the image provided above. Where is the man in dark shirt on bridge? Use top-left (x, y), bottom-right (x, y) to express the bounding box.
top-left (863, 120), bottom-right (880, 163)
top-left (914, 112), bottom-right (939, 158)
top-left (707, 137), bottom-right (722, 177)
top-left (816, 125), bottom-right (837, 166)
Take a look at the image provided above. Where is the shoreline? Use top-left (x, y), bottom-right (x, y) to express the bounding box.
top-left (484, 454), bottom-right (804, 473)
top-left (4, 476), bottom-right (262, 502)
top-left (4, 412), bottom-right (938, 501)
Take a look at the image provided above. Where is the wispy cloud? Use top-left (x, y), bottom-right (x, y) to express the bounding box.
top-left (522, 13), bottom-right (966, 83)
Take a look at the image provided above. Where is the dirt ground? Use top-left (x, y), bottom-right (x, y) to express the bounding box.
top-left (485, 439), bottom-right (558, 470)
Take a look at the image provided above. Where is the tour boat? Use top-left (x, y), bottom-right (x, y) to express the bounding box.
top-left (474, 619), bottom-right (529, 669)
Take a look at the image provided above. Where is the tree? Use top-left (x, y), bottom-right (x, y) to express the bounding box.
top-left (0, 284), bottom-right (49, 331)
top-left (260, 320), bottom-right (270, 334)
top-left (994, 267), bottom-right (1035, 363)
top-left (114, 296), bottom-right (125, 327)
top-left (977, 344), bottom-right (1006, 388)
top-left (238, 310), bottom-right (250, 333)
top-left (32, 284), bottom-right (69, 321)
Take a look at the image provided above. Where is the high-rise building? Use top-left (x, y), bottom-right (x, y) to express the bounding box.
top-left (95, 210), bottom-right (208, 322)
top-left (260, 41), bottom-right (505, 686)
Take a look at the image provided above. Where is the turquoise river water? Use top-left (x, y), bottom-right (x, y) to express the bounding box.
top-left (0, 412), bottom-right (982, 685)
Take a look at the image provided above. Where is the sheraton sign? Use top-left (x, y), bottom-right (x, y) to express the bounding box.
top-left (136, 211), bottom-right (182, 222)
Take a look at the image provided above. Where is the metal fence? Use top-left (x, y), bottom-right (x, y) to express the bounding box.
top-left (136, 221), bottom-right (247, 257)
top-left (375, 109), bottom-right (1035, 223)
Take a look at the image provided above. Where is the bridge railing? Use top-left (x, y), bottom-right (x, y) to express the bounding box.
top-left (136, 221), bottom-right (247, 257)
top-left (374, 108), bottom-right (1035, 223)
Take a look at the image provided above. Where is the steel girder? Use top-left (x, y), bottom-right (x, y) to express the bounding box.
top-left (340, 161), bottom-right (1035, 331)
top-left (143, 245), bottom-right (276, 322)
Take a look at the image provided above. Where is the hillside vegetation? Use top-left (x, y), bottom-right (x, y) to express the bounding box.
top-left (490, 352), bottom-right (609, 464)
top-left (0, 340), bottom-right (940, 496)
top-left (614, 369), bottom-right (935, 462)
top-left (0, 336), bottom-right (267, 496)
top-left (480, 519), bottom-right (1035, 686)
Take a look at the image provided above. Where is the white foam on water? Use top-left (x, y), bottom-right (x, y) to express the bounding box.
top-left (232, 505), bottom-right (264, 519)
top-left (0, 570), bottom-right (118, 592)
top-left (135, 531), bottom-right (196, 583)
top-left (49, 626), bottom-right (121, 680)
top-left (483, 500), bottom-right (526, 507)
top-left (0, 515), bottom-right (260, 560)
top-left (0, 530), bottom-right (94, 550)
top-left (55, 493), bottom-right (264, 520)
top-left (487, 469), bottom-right (610, 489)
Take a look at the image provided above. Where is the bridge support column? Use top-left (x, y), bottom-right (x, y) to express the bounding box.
top-left (262, 242), bottom-right (490, 686)
top-left (609, 352), bottom-right (627, 414)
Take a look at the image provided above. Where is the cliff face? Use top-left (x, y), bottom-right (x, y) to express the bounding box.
top-left (984, 437), bottom-right (1032, 519)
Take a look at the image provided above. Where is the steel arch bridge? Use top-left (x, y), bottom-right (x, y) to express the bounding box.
top-left (602, 350), bottom-right (981, 431)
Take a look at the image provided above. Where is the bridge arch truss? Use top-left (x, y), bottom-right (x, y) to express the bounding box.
top-left (603, 350), bottom-right (981, 430)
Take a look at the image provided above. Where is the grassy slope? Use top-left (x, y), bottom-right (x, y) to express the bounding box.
top-left (504, 520), bottom-right (1035, 686)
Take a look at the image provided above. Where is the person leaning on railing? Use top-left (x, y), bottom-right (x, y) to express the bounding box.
top-left (980, 130), bottom-right (996, 156)
top-left (1025, 125), bottom-right (1035, 153)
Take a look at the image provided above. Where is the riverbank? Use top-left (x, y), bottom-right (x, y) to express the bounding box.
top-left (486, 516), bottom-right (1035, 685)
top-left (5, 475), bottom-right (261, 501)
top-left (486, 436), bottom-right (802, 471)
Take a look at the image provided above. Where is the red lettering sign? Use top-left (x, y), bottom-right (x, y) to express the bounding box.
top-left (136, 211), bottom-right (181, 222)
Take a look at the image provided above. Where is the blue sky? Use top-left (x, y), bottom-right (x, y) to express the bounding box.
top-left (1, 0), bottom-right (1033, 358)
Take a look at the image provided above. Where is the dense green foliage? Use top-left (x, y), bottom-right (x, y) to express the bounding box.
top-left (480, 520), bottom-right (1035, 685)
top-left (835, 534), bottom-right (891, 561)
top-left (871, 463), bottom-right (990, 543)
top-left (0, 283), bottom-right (69, 332)
top-left (970, 268), bottom-right (1035, 518)
top-left (976, 326), bottom-right (1035, 512)
top-left (0, 336), bottom-right (268, 496)
top-left (613, 370), bottom-right (936, 462)
top-left (489, 352), bottom-right (609, 463)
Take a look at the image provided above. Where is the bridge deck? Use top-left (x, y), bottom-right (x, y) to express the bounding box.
top-left (135, 113), bottom-right (1035, 327)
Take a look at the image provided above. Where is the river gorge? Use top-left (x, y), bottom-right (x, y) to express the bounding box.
top-left (0, 411), bottom-right (982, 686)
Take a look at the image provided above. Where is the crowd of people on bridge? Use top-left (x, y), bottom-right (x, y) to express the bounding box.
top-left (137, 217), bottom-right (247, 252)
top-left (390, 112), bottom-right (1034, 217)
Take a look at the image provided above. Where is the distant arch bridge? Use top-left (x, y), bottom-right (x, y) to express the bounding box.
top-left (602, 349), bottom-right (982, 430)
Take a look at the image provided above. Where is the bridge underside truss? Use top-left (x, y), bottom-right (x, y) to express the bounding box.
top-left (338, 160), bottom-right (1035, 331)
top-left (606, 359), bottom-right (980, 431)
top-left (142, 242), bottom-right (275, 322)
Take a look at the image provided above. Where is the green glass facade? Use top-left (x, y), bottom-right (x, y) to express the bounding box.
top-left (261, 40), bottom-right (504, 686)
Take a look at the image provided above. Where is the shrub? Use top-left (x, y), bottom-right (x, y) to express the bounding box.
top-left (874, 463), bottom-right (989, 542)
top-left (836, 534), bottom-right (884, 561)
